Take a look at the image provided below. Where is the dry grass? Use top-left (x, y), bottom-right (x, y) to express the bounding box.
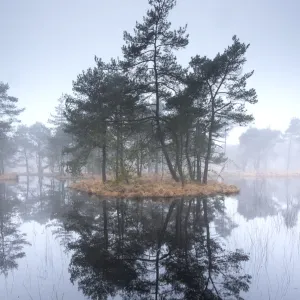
top-left (70, 176), bottom-right (239, 198)
top-left (0, 173), bottom-right (18, 181)
top-left (224, 171), bottom-right (300, 178)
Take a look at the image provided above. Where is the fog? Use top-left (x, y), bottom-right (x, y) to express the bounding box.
top-left (226, 124), bottom-right (300, 173)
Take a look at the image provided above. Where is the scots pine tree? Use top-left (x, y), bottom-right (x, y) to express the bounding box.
top-left (122, 0), bottom-right (188, 182)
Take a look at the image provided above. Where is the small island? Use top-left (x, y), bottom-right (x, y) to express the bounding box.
top-left (70, 177), bottom-right (239, 198)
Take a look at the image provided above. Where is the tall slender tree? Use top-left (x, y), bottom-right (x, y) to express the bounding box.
top-left (122, 0), bottom-right (189, 182)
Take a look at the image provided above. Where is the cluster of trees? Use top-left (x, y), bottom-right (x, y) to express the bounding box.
top-left (1, 0), bottom-right (258, 184)
top-left (227, 118), bottom-right (300, 172)
top-left (61, 0), bottom-right (257, 184)
top-left (0, 88), bottom-right (71, 175)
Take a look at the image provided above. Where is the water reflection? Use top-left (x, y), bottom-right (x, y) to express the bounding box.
top-left (226, 177), bottom-right (300, 299)
top-left (4, 177), bottom-right (300, 299)
top-left (0, 183), bottom-right (30, 277)
top-left (55, 196), bottom-right (250, 300)
top-left (232, 178), bottom-right (300, 228)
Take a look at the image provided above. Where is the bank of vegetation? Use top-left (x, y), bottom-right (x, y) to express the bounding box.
top-left (1, 0), bottom-right (259, 196)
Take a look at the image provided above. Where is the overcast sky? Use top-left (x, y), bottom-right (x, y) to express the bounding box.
top-left (1, 0), bottom-right (299, 144)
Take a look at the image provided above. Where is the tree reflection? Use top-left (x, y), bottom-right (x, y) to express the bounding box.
top-left (0, 183), bottom-right (30, 276)
top-left (282, 179), bottom-right (300, 228)
top-left (232, 178), bottom-right (300, 229)
top-left (54, 195), bottom-right (251, 300)
top-left (235, 179), bottom-right (278, 221)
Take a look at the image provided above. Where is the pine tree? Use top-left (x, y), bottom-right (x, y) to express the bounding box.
top-left (122, 0), bottom-right (188, 182)
top-left (189, 36), bottom-right (257, 183)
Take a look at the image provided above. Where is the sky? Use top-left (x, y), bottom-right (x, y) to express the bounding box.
top-left (1, 0), bottom-right (300, 144)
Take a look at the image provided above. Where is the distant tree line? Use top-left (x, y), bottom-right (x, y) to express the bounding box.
top-left (0, 90), bottom-right (70, 176)
top-left (226, 118), bottom-right (300, 172)
top-left (0, 0), bottom-right (259, 184)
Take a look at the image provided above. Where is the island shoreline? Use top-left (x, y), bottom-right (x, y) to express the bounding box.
top-left (69, 178), bottom-right (239, 198)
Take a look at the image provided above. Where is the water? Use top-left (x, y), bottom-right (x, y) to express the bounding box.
top-left (0, 177), bottom-right (300, 300)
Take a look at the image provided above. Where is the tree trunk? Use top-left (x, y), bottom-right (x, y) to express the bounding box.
top-left (120, 129), bottom-right (126, 181)
top-left (157, 126), bottom-right (179, 181)
top-left (60, 149), bottom-right (64, 175)
top-left (161, 151), bottom-right (164, 178)
top-left (153, 32), bottom-right (179, 182)
top-left (185, 131), bottom-right (194, 180)
top-left (116, 127), bottom-right (120, 181)
top-left (139, 150), bottom-right (143, 177)
top-left (155, 150), bottom-right (159, 174)
top-left (136, 154), bottom-right (140, 177)
top-left (102, 127), bottom-right (107, 183)
top-left (203, 112), bottom-right (214, 184)
top-left (174, 134), bottom-right (184, 186)
top-left (0, 157), bottom-right (4, 175)
top-left (287, 136), bottom-right (292, 173)
top-left (196, 153), bottom-right (201, 183)
top-left (24, 150), bottom-right (29, 174)
top-left (148, 157), bottom-right (151, 174)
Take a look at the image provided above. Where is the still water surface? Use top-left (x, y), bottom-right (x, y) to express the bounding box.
top-left (0, 177), bottom-right (300, 300)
